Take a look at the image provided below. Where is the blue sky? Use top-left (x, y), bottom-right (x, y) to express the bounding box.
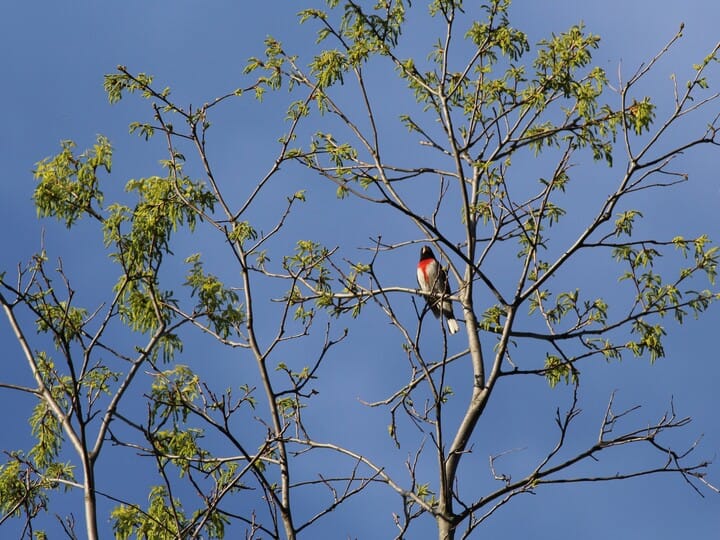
top-left (1, 1), bottom-right (719, 538)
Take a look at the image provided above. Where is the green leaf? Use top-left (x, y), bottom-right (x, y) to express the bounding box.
top-left (544, 354), bottom-right (576, 387)
top-left (184, 254), bottom-right (245, 338)
top-left (33, 136), bottom-right (111, 227)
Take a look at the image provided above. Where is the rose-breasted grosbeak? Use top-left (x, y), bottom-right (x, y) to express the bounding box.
top-left (416, 246), bottom-right (459, 334)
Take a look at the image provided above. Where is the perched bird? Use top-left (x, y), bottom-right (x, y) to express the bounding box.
top-left (416, 246), bottom-right (459, 334)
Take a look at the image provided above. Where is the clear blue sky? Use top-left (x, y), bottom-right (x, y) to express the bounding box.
top-left (1, 1), bottom-right (719, 538)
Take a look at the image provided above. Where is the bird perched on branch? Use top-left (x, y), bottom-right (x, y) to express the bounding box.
top-left (416, 246), bottom-right (459, 334)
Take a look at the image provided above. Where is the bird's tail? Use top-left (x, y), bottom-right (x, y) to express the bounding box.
top-left (447, 317), bottom-right (459, 335)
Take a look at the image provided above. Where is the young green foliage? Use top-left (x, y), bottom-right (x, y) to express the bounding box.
top-left (184, 254), bottom-right (245, 339)
top-left (33, 136), bottom-right (111, 226)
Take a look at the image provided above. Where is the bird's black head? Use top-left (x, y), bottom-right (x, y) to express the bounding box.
top-left (419, 246), bottom-right (435, 260)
